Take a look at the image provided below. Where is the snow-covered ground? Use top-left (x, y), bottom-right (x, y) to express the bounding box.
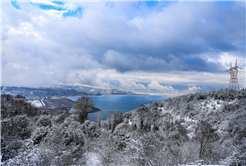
top-left (85, 152), bottom-right (101, 166)
top-left (195, 99), bottom-right (223, 112)
top-left (0, 154), bottom-right (4, 165)
top-left (29, 100), bottom-right (43, 107)
top-left (28, 97), bottom-right (46, 107)
top-left (40, 97), bottom-right (45, 106)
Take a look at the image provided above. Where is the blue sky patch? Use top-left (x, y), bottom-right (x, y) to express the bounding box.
top-left (52, 1), bottom-right (64, 5)
top-left (144, 1), bottom-right (159, 8)
top-left (11, 0), bottom-right (20, 10)
top-left (30, 2), bottom-right (65, 11)
top-left (29, 2), bottom-right (83, 19)
top-left (63, 7), bottom-right (83, 19)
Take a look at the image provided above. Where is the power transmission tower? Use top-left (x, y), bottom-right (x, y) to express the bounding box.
top-left (227, 60), bottom-right (239, 90)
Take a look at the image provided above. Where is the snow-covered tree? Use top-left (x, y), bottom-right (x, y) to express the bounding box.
top-left (73, 95), bottom-right (95, 124)
top-left (96, 110), bottom-right (103, 127)
top-left (194, 120), bottom-right (219, 161)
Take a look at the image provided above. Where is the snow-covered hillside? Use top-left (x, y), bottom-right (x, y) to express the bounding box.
top-left (124, 89), bottom-right (246, 165)
top-left (1, 89), bottom-right (246, 165)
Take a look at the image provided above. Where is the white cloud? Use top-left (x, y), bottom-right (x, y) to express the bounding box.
top-left (188, 85), bottom-right (201, 91)
top-left (119, 79), bottom-right (146, 90)
top-left (148, 80), bottom-right (174, 92)
top-left (218, 52), bottom-right (245, 70)
top-left (2, 1), bottom-right (245, 94)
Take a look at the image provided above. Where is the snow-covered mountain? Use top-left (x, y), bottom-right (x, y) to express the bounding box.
top-left (1, 86), bottom-right (136, 99)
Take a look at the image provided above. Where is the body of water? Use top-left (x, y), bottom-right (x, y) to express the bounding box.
top-left (67, 95), bottom-right (170, 121)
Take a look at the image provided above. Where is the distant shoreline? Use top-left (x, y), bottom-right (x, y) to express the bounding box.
top-left (36, 97), bottom-right (100, 114)
top-left (25, 94), bottom-right (174, 116)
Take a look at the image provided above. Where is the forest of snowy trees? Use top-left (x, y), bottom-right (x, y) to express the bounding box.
top-left (1, 89), bottom-right (246, 165)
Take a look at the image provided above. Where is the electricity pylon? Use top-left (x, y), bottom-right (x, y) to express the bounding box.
top-left (227, 60), bottom-right (240, 90)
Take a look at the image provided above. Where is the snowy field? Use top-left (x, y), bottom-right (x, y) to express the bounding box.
top-left (29, 100), bottom-right (43, 107)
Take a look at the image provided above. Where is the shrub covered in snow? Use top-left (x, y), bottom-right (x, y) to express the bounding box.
top-left (53, 112), bottom-right (68, 124)
top-left (1, 137), bottom-right (23, 162)
top-left (31, 126), bottom-right (50, 144)
top-left (3, 146), bottom-right (55, 166)
top-left (37, 115), bottom-right (52, 127)
top-left (44, 119), bottom-right (85, 154)
top-left (81, 120), bottom-right (100, 139)
top-left (112, 122), bottom-right (131, 150)
top-left (13, 115), bottom-right (32, 140)
top-left (1, 94), bottom-right (38, 118)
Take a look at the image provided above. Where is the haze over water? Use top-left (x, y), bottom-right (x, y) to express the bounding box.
top-left (68, 95), bottom-right (170, 121)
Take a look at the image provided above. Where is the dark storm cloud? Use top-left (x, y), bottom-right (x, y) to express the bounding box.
top-left (102, 50), bottom-right (184, 73)
top-left (182, 56), bottom-right (222, 73)
top-left (38, 1), bottom-right (244, 73)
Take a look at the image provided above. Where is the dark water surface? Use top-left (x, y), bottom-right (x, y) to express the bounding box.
top-left (67, 95), bottom-right (170, 121)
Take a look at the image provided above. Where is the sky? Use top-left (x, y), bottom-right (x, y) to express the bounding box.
top-left (1, 0), bottom-right (245, 95)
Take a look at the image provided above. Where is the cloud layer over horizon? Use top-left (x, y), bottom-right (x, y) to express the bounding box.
top-left (2, 1), bottom-right (245, 94)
